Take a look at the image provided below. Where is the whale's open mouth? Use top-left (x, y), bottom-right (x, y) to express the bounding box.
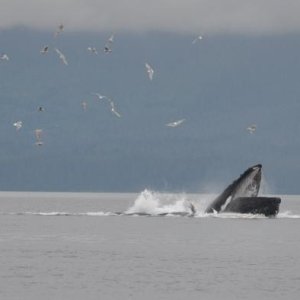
top-left (205, 164), bottom-right (280, 216)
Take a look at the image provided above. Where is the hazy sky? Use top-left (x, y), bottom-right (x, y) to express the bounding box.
top-left (1, 0), bottom-right (300, 35)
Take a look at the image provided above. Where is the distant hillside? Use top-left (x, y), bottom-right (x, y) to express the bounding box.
top-left (0, 28), bottom-right (300, 193)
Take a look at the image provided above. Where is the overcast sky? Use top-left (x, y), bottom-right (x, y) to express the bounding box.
top-left (1, 0), bottom-right (300, 35)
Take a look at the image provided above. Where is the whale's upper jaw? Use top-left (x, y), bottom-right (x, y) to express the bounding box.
top-left (231, 164), bottom-right (262, 201)
top-left (249, 164), bottom-right (262, 174)
top-left (251, 164), bottom-right (262, 171)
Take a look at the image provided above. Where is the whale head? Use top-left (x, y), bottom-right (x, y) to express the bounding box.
top-left (205, 164), bottom-right (262, 213)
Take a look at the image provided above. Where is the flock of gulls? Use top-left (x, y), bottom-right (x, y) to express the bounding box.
top-left (1, 24), bottom-right (257, 146)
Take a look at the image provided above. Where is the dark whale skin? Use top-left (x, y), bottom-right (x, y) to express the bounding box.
top-left (205, 164), bottom-right (281, 216)
top-left (224, 197), bottom-right (281, 216)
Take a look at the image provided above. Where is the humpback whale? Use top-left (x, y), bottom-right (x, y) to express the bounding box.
top-left (205, 164), bottom-right (280, 216)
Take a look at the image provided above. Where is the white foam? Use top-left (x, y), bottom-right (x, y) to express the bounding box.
top-left (86, 212), bottom-right (114, 216)
top-left (2, 191), bottom-right (299, 219)
top-left (5, 211), bottom-right (114, 217)
top-left (3, 209), bottom-right (300, 219)
top-left (277, 211), bottom-right (300, 219)
top-left (125, 189), bottom-right (191, 215)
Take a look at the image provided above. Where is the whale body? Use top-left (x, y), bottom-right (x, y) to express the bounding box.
top-left (205, 164), bottom-right (281, 216)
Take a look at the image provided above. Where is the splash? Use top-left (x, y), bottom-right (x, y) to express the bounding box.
top-left (277, 211), bottom-right (300, 219)
top-left (1, 190), bottom-right (299, 219)
top-left (125, 189), bottom-right (193, 216)
top-left (260, 172), bottom-right (274, 195)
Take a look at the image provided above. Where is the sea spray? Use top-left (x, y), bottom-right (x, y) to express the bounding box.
top-left (125, 189), bottom-right (190, 215)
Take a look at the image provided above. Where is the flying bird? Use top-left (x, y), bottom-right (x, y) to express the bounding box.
top-left (40, 45), bottom-right (49, 54)
top-left (192, 35), bottom-right (203, 44)
top-left (145, 63), bottom-right (154, 80)
top-left (104, 45), bottom-right (112, 53)
top-left (108, 34), bottom-right (114, 44)
top-left (109, 100), bottom-right (121, 118)
top-left (35, 129), bottom-right (43, 146)
top-left (91, 92), bottom-right (109, 101)
top-left (92, 93), bottom-right (121, 118)
top-left (54, 48), bottom-right (68, 65)
top-left (246, 124), bottom-right (257, 134)
top-left (0, 53), bottom-right (9, 61)
top-left (13, 121), bottom-right (22, 131)
top-left (166, 119), bottom-right (185, 128)
top-left (87, 47), bottom-right (98, 55)
top-left (104, 33), bottom-right (114, 53)
top-left (81, 101), bottom-right (87, 111)
top-left (54, 23), bottom-right (64, 37)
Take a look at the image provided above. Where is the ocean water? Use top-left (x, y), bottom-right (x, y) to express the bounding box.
top-left (0, 191), bottom-right (299, 300)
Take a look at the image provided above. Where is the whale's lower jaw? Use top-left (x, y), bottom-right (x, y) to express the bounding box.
top-left (223, 197), bottom-right (281, 217)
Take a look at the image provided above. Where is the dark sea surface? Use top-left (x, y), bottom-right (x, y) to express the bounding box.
top-left (0, 191), bottom-right (299, 300)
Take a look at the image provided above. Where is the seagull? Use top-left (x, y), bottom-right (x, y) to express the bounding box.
top-left (81, 101), bottom-right (87, 111)
top-left (54, 23), bottom-right (64, 37)
top-left (246, 124), bottom-right (257, 134)
top-left (109, 100), bottom-right (121, 118)
top-left (192, 35), bottom-right (203, 44)
top-left (91, 92), bottom-right (109, 101)
top-left (0, 53), bottom-right (9, 61)
top-left (166, 119), bottom-right (185, 128)
top-left (40, 45), bottom-right (49, 54)
top-left (145, 63), bottom-right (154, 80)
top-left (35, 129), bottom-right (43, 146)
top-left (108, 34), bottom-right (114, 44)
top-left (104, 33), bottom-right (114, 53)
top-left (104, 44), bottom-right (112, 53)
top-left (92, 93), bottom-right (121, 117)
top-left (54, 48), bottom-right (68, 65)
top-left (13, 121), bottom-right (22, 131)
top-left (87, 47), bottom-right (98, 55)
top-left (104, 96), bottom-right (121, 118)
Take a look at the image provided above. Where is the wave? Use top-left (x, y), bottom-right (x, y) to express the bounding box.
top-left (277, 211), bottom-right (300, 219)
top-left (4, 211), bottom-right (116, 217)
top-left (3, 211), bottom-right (300, 219)
top-left (124, 189), bottom-right (193, 215)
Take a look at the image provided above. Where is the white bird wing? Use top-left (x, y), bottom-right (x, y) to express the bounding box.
top-left (106, 99), bottom-right (120, 117)
top-left (13, 121), bottom-right (22, 130)
top-left (166, 119), bottom-right (185, 127)
top-left (246, 124), bottom-right (257, 133)
top-left (91, 92), bottom-right (107, 100)
top-left (166, 122), bottom-right (175, 127)
top-left (35, 129), bottom-right (43, 140)
top-left (54, 24), bottom-right (64, 37)
top-left (176, 119), bottom-right (185, 125)
top-left (145, 63), bottom-right (154, 80)
top-left (108, 34), bottom-right (114, 44)
top-left (1, 54), bottom-right (9, 60)
top-left (111, 107), bottom-right (121, 118)
top-left (109, 100), bottom-right (121, 117)
top-left (192, 36), bottom-right (203, 44)
top-left (55, 48), bottom-right (68, 65)
top-left (88, 47), bottom-right (98, 54)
